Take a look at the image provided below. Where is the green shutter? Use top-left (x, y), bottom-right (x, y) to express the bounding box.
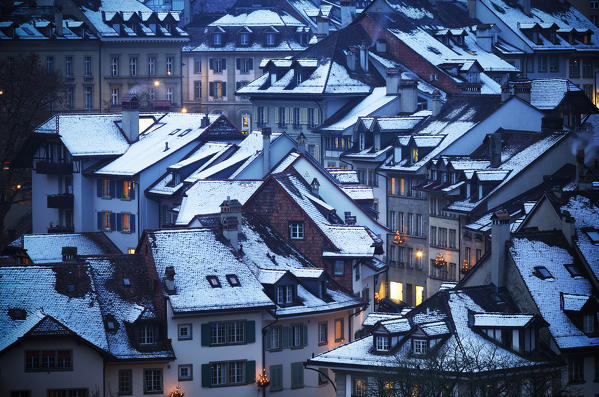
top-left (291, 362), bottom-right (304, 388)
top-left (270, 365), bottom-right (282, 391)
top-left (282, 326), bottom-right (290, 349)
top-left (246, 320), bottom-right (255, 343)
top-left (265, 329), bottom-right (271, 350)
top-left (202, 364), bottom-right (211, 387)
top-left (246, 360), bottom-right (256, 384)
top-left (201, 323), bottom-right (211, 346)
top-left (302, 323), bottom-right (308, 347)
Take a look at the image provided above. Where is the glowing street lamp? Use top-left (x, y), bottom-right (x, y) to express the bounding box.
top-left (181, 107), bottom-right (188, 113)
top-left (153, 80), bottom-right (160, 87)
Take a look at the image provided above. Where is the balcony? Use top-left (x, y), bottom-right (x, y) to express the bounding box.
top-left (47, 193), bottom-right (73, 209)
top-left (458, 82), bottom-right (482, 93)
top-left (48, 225), bottom-right (74, 233)
top-left (36, 160), bottom-right (73, 175)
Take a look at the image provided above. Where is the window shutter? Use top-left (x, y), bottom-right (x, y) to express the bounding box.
top-left (221, 58), bottom-right (226, 70)
top-left (131, 182), bottom-right (136, 200)
top-left (96, 179), bottom-right (102, 197)
top-left (300, 108), bottom-right (307, 124)
top-left (286, 107), bottom-right (292, 124)
top-left (246, 320), bottom-right (255, 343)
top-left (97, 212), bottom-right (102, 230)
top-left (201, 323), bottom-right (211, 346)
top-left (236, 58), bottom-right (241, 70)
top-left (313, 145), bottom-right (320, 162)
top-left (109, 180), bottom-right (115, 198)
top-left (265, 329), bottom-right (271, 350)
top-left (249, 58), bottom-right (253, 70)
top-left (282, 326), bottom-right (290, 349)
top-left (222, 82), bottom-right (227, 97)
top-left (130, 214), bottom-right (136, 233)
top-left (264, 106), bottom-right (269, 123)
top-left (274, 107), bottom-right (279, 124)
top-left (315, 108), bottom-right (321, 125)
top-left (209, 58), bottom-right (214, 71)
top-left (209, 82), bottom-right (215, 97)
top-left (245, 360), bottom-right (256, 384)
top-left (302, 323), bottom-right (308, 347)
top-left (109, 213), bottom-right (115, 231)
top-left (116, 213), bottom-right (122, 231)
top-left (201, 364), bottom-right (211, 387)
top-left (116, 181), bottom-right (123, 198)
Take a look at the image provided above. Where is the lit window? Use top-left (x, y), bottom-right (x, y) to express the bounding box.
top-left (166, 56), bottom-right (174, 75)
top-left (352, 378), bottom-right (367, 396)
top-left (390, 281), bottom-right (403, 303)
top-left (207, 276), bottom-right (221, 288)
top-left (415, 285), bottom-right (424, 306)
top-left (376, 335), bottom-right (390, 351)
top-left (226, 274), bottom-right (240, 287)
top-left (413, 339), bottom-right (427, 355)
top-left (411, 148), bottom-right (419, 163)
top-left (289, 222), bottom-right (304, 239)
top-left (334, 318), bottom-right (344, 342)
top-left (127, 248), bottom-right (135, 254)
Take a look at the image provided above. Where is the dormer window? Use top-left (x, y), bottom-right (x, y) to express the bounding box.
top-left (455, 35), bottom-right (464, 45)
top-left (213, 33), bottom-right (222, 46)
top-left (413, 339), bottom-right (427, 355)
top-left (266, 33), bottom-right (276, 46)
top-left (240, 32), bottom-right (249, 46)
top-left (135, 324), bottom-right (157, 345)
top-left (289, 222), bottom-right (304, 240)
top-left (207, 275), bottom-right (221, 288)
top-left (565, 264), bottom-right (583, 278)
top-left (375, 335), bottom-right (389, 352)
top-left (277, 285), bottom-right (294, 305)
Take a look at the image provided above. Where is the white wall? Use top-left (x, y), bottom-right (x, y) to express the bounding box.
top-left (32, 171), bottom-right (59, 233)
top-left (105, 362), bottom-right (170, 397)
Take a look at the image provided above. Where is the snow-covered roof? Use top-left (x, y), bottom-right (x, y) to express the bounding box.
top-left (530, 79), bottom-right (582, 110)
top-left (509, 236), bottom-right (599, 350)
top-left (472, 313), bottom-right (534, 328)
top-left (10, 233), bottom-right (119, 263)
top-left (327, 169), bottom-right (360, 184)
top-left (210, 9), bottom-right (304, 27)
top-left (176, 180), bottom-right (263, 225)
top-left (362, 312), bottom-right (403, 327)
top-left (561, 293), bottom-right (592, 312)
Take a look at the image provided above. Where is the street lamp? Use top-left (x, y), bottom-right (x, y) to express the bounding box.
top-left (153, 80), bottom-right (160, 87)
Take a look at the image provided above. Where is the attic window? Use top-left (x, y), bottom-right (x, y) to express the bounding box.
top-left (178, 128), bottom-right (192, 137)
top-left (375, 335), bottom-right (389, 352)
top-left (213, 32), bottom-right (222, 46)
top-left (584, 229), bottom-right (599, 244)
top-left (533, 266), bottom-right (553, 280)
top-left (240, 32), bottom-right (249, 46)
top-left (169, 128), bottom-right (181, 135)
top-left (413, 339), bottom-right (428, 355)
top-left (8, 308), bottom-right (27, 320)
top-left (565, 264), bottom-right (582, 278)
top-left (226, 274), bottom-right (240, 287)
top-left (207, 275), bottom-right (221, 288)
top-left (123, 278), bottom-right (131, 287)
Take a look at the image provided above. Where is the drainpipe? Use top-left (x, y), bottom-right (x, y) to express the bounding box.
top-left (99, 42), bottom-right (103, 112)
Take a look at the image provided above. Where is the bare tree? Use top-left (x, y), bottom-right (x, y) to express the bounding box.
top-left (0, 53), bottom-right (63, 244)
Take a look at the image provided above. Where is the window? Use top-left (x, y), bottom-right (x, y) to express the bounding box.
top-left (291, 362), bottom-right (304, 388)
top-left (136, 324), bottom-right (157, 345)
top-left (209, 81), bottom-right (226, 99)
top-left (413, 339), bottom-right (427, 355)
top-left (569, 58), bottom-right (580, 78)
top-left (266, 32), bottom-right (276, 46)
top-left (144, 369), bottom-right (163, 393)
top-left (415, 285), bottom-right (424, 306)
top-left (334, 260), bottom-right (344, 275)
top-left (167, 87), bottom-right (173, 103)
top-left (85, 87), bottom-right (93, 110)
top-left (334, 318), bottom-right (344, 342)
top-left (240, 32), bottom-right (249, 46)
top-left (289, 222), bottom-right (304, 239)
top-left (129, 57), bottom-right (137, 76)
top-left (47, 390), bottom-right (87, 397)
top-left (209, 58), bottom-right (226, 73)
top-left (293, 107), bottom-right (300, 127)
top-left (226, 274), bottom-right (240, 287)
top-left (400, 178), bottom-right (405, 195)
top-left (583, 314), bottom-right (595, 334)
top-left (439, 228), bottom-right (447, 247)
top-left (111, 88), bottom-right (120, 106)
top-left (568, 357), bottom-right (584, 383)
top-left (25, 350), bottom-right (72, 371)
top-left (148, 56), bottom-right (156, 76)
top-left (213, 32), bottom-right (222, 46)
top-left (352, 378), bottom-right (367, 396)
top-left (66, 87), bottom-right (73, 110)
top-left (277, 285), bottom-right (294, 305)
top-left (65, 56), bottom-right (73, 77)
top-left (407, 213), bottom-right (413, 235)
top-left (167, 56), bottom-right (174, 75)
top-left (271, 326), bottom-right (282, 349)
top-left (208, 361), bottom-right (250, 386)
top-left (318, 321), bottom-right (328, 345)
top-left (416, 214), bottom-right (422, 236)
top-left (178, 323), bottom-right (192, 340)
top-left (98, 211), bottom-right (113, 232)
top-left (318, 367), bottom-right (329, 385)
top-left (228, 321), bottom-right (245, 343)
top-left (117, 213), bottom-right (134, 233)
top-left (449, 229), bottom-right (456, 248)
top-left (270, 364), bottom-right (283, 391)
top-left (211, 322), bottom-right (226, 345)
top-left (118, 369), bottom-right (132, 395)
top-left (430, 226), bottom-right (437, 245)
top-left (84, 56), bottom-right (92, 77)
top-left (209, 321), bottom-right (247, 345)
top-left (354, 263), bottom-right (360, 281)
top-left (292, 323), bottom-right (303, 348)
top-left (376, 335), bottom-right (390, 351)
top-left (178, 364), bottom-right (193, 381)
top-left (194, 58), bottom-right (201, 74)
top-left (193, 81), bottom-right (201, 100)
top-left (549, 55), bottom-right (559, 73)
top-left (411, 148), bottom-right (419, 163)
top-left (583, 59), bottom-right (593, 78)
top-left (111, 57), bottom-right (119, 76)
top-left (236, 57), bottom-right (253, 74)
top-left (398, 212), bottom-right (404, 234)
top-left (390, 281), bottom-right (403, 303)
top-left (308, 107), bottom-right (315, 127)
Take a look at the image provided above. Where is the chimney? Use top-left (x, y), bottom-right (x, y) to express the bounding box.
top-left (340, 0), bottom-right (356, 27)
top-left (297, 132), bottom-right (306, 153)
top-left (475, 24), bottom-right (494, 52)
top-left (317, 14), bottom-right (329, 36)
top-left (520, 0), bottom-right (531, 16)
top-left (310, 178), bottom-right (320, 195)
top-left (62, 246), bottom-right (77, 262)
top-left (164, 142), bottom-right (169, 152)
top-left (164, 266), bottom-right (176, 294)
top-left (490, 210), bottom-right (510, 290)
top-left (358, 43), bottom-right (369, 72)
top-left (514, 81), bottom-right (531, 103)
top-left (393, 140), bottom-right (402, 164)
top-left (376, 39), bottom-right (387, 53)
top-left (468, 0), bottom-right (477, 19)
top-left (262, 127), bottom-right (271, 176)
top-left (200, 114), bottom-right (210, 128)
top-left (220, 197), bottom-right (243, 251)
top-left (345, 211), bottom-right (357, 225)
top-left (575, 148), bottom-right (585, 188)
top-left (121, 94), bottom-right (140, 143)
top-left (183, 0), bottom-right (191, 26)
top-left (386, 68), bottom-right (400, 96)
top-left (432, 90), bottom-right (443, 117)
top-left (345, 47), bottom-right (357, 72)
top-left (54, 6), bottom-right (63, 37)
top-left (489, 133), bottom-right (502, 168)
top-left (399, 78), bottom-right (418, 114)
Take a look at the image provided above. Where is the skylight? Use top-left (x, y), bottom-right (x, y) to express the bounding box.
top-left (178, 128), bottom-right (192, 137)
top-left (226, 274), bottom-right (240, 287)
top-left (206, 275), bottom-right (221, 288)
top-left (533, 266), bottom-right (553, 280)
top-left (584, 229), bottom-right (599, 244)
top-left (564, 264), bottom-right (583, 278)
top-left (123, 278), bottom-right (131, 287)
top-left (169, 128), bottom-right (181, 136)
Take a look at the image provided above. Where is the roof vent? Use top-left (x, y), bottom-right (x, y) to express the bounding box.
top-left (164, 266), bottom-right (176, 294)
top-left (164, 142), bottom-right (169, 151)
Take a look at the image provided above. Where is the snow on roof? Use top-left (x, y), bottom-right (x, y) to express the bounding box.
top-left (327, 169), bottom-right (360, 184)
top-left (176, 180), bottom-right (263, 225)
top-left (96, 113), bottom-right (210, 176)
top-left (272, 152), bottom-right (300, 174)
top-left (472, 313), bottom-right (534, 328)
top-left (561, 293), bottom-right (592, 312)
top-left (321, 87), bottom-right (396, 131)
top-left (148, 229), bottom-right (274, 313)
top-left (210, 9), bottom-right (304, 27)
top-left (381, 317), bottom-right (411, 333)
top-left (340, 185), bottom-right (375, 201)
top-left (530, 79), bottom-right (582, 110)
top-left (509, 237), bottom-right (599, 349)
top-left (560, 195), bottom-right (599, 282)
top-left (168, 142), bottom-right (232, 171)
top-left (35, 115), bottom-right (130, 157)
top-left (14, 233), bottom-right (117, 263)
top-left (362, 312), bottom-right (403, 327)
top-left (376, 116), bottom-right (424, 131)
top-left (420, 320), bottom-right (450, 336)
top-left (0, 266), bottom-right (107, 353)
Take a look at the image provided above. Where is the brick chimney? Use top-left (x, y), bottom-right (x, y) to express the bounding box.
top-left (220, 197), bottom-right (243, 251)
top-left (490, 210), bottom-right (510, 290)
top-left (121, 94), bottom-right (140, 143)
top-left (400, 78), bottom-right (418, 114)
